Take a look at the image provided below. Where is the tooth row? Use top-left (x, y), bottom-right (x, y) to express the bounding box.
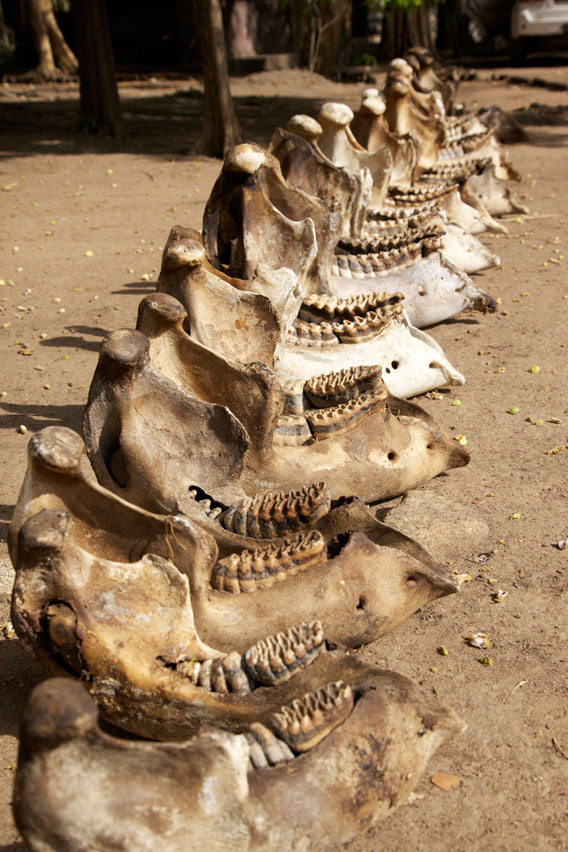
top-left (177, 650), bottom-right (251, 695)
top-left (187, 488), bottom-right (223, 519)
top-left (290, 320), bottom-right (338, 347)
top-left (212, 530), bottom-right (327, 592)
top-left (304, 364), bottom-right (384, 408)
top-left (368, 198), bottom-right (440, 220)
top-left (291, 305), bottom-right (403, 347)
top-left (304, 390), bottom-right (387, 439)
top-left (445, 129), bottom-right (492, 154)
top-left (271, 681), bottom-right (354, 752)
top-left (245, 723), bottom-right (295, 769)
top-left (244, 620), bottom-right (325, 684)
top-left (332, 247), bottom-right (420, 278)
top-left (388, 183), bottom-right (455, 203)
top-left (300, 291), bottom-right (402, 322)
top-left (218, 482), bottom-right (331, 539)
top-left (338, 225), bottom-right (445, 256)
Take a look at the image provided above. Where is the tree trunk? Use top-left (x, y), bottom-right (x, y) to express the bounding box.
top-left (192, 0), bottom-right (241, 158)
top-left (379, 4), bottom-right (435, 60)
top-left (73, 0), bottom-right (122, 137)
top-left (24, 0), bottom-right (77, 79)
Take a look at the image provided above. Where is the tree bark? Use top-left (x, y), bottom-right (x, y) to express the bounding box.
top-left (192, 0), bottom-right (241, 158)
top-left (24, 0), bottom-right (77, 79)
top-left (379, 4), bottom-right (435, 60)
top-left (73, 0), bottom-right (122, 137)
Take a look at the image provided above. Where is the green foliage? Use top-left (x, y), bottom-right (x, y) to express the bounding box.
top-left (368, 0), bottom-right (444, 13)
top-left (350, 52), bottom-right (379, 66)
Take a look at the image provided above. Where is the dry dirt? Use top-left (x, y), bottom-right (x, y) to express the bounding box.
top-left (0, 66), bottom-right (567, 851)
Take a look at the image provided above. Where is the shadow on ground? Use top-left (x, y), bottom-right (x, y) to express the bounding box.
top-left (0, 89), bottom-right (336, 160)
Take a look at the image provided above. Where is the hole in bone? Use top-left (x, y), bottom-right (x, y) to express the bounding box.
top-left (391, 360), bottom-right (399, 370)
top-left (428, 362), bottom-right (442, 371)
top-left (326, 532), bottom-right (351, 559)
top-left (426, 442), bottom-right (434, 451)
top-left (187, 483), bottom-right (226, 514)
top-left (109, 447), bottom-right (127, 488)
top-left (356, 596), bottom-right (367, 611)
top-left (418, 290), bottom-right (426, 297)
top-left (387, 451), bottom-right (397, 462)
top-left (406, 574), bottom-right (420, 587)
top-left (385, 367), bottom-right (390, 374)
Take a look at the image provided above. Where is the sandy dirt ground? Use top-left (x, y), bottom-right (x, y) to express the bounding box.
top-left (0, 66), bottom-right (567, 851)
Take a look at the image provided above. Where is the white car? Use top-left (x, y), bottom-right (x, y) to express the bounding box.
top-left (511, 0), bottom-right (568, 43)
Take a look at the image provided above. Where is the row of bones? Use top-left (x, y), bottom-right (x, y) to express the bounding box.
top-left (11, 50), bottom-right (522, 851)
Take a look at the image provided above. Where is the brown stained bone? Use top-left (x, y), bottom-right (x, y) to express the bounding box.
top-left (384, 71), bottom-right (446, 172)
top-left (268, 121), bottom-right (370, 243)
top-left (316, 102), bottom-right (393, 210)
top-left (351, 95), bottom-right (419, 185)
top-left (11, 506), bottom-right (460, 740)
top-left (202, 142), bottom-right (338, 296)
top-left (14, 676), bottom-right (465, 851)
top-left (84, 297), bottom-right (468, 509)
top-left (10, 433), bottom-right (461, 726)
top-left (136, 292), bottom-right (281, 461)
top-left (83, 325), bottom-right (250, 513)
top-left (158, 226), bottom-right (294, 367)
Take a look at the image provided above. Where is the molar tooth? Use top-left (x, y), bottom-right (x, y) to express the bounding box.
top-left (245, 733), bottom-right (269, 769)
top-left (210, 659), bottom-right (228, 694)
top-left (217, 485), bottom-right (330, 540)
top-left (243, 619), bottom-right (325, 684)
top-left (248, 723), bottom-right (293, 766)
top-left (197, 658), bottom-right (213, 691)
top-left (270, 680), bottom-right (354, 752)
top-left (221, 651), bottom-right (250, 695)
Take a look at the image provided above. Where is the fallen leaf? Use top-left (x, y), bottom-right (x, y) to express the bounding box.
top-left (431, 772), bottom-right (461, 791)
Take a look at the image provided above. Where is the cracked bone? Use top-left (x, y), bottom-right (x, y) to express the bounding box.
top-left (10, 480), bottom-right (460, 741)
top-left (329, 251), bottom-right (495, 327)
top-left (466, 162), bottom-right (529, 217)
top-left (350, 95), bottom-right (419, 186)
top-left (316, 102), bottom-right (393, 210)
top-left (10, 426), bottom-right (460, 665)
top-left (269, 118), bottom-right (371, 242)
top-left (162, 226), bottom-right (465, 396)
top-left (14, 674), bottom-right (464, 850)
top-left (199, 151), bottom-right (466, 389)
top-left (269, 125), bottom-right (496, 315)
top-left (82, 296), bottom-right (468, 509)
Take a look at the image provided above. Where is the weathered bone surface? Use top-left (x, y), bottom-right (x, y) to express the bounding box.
top-left (82, 296), bottom-right (468, 508)
top-left (324, 251), bottom-right (493, 328)
top-left (268, 120), bottom-right (371, 241)
top-left (466, 163), bottom-right (529, 217)
top-left (384, 71), bottom-right (446, 172)
top-left (351, 95), bottom-right (419, 185)
top-left (11, 426), bottom-right (460, 668)
top-left (14, 677), bottom-right (465, 851)
top-left (159, 227), bottom-right (466, 396)
top-left (316, 102), bottom-right (393, 210)
top-left (11, 497), bottom-right (460, 739)
top-left (268, 120), bottom-right (494, 306)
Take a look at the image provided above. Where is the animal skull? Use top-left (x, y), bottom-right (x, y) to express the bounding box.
top-left (14, 676), bottom-right (465, 850)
